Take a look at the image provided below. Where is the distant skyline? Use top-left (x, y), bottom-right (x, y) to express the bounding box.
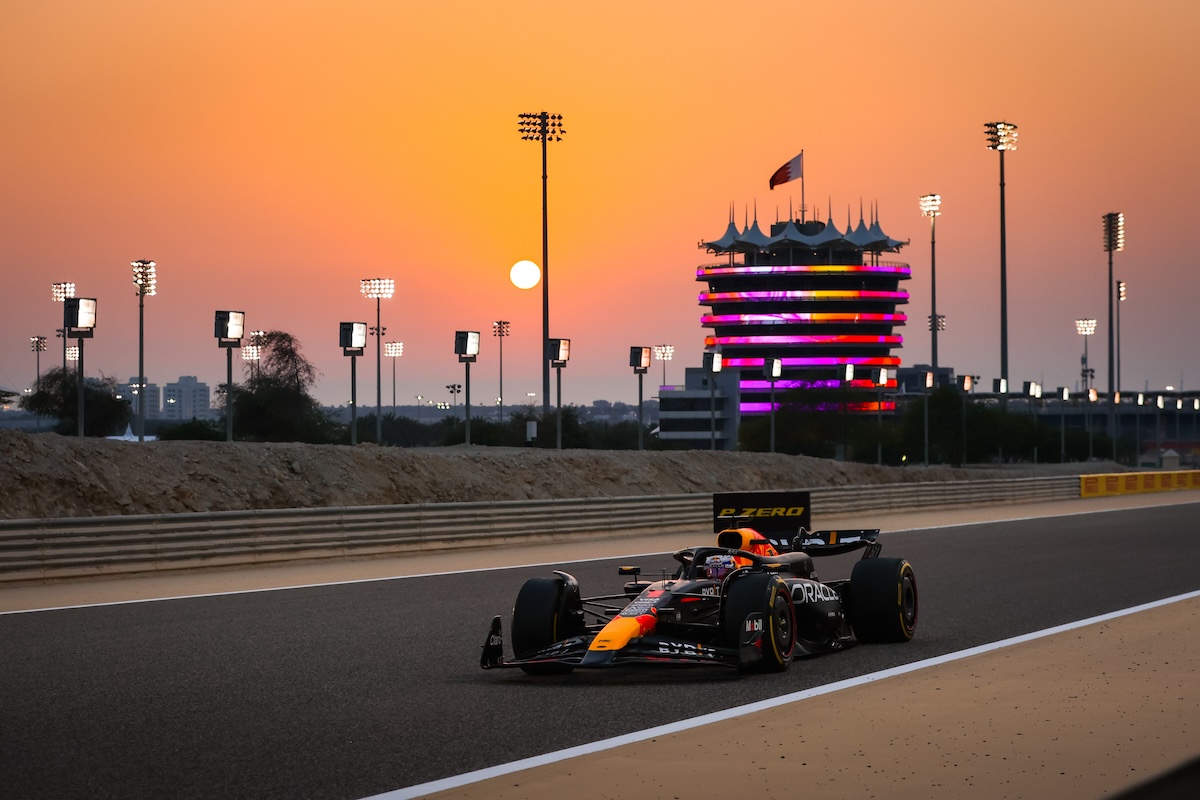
top-left (2, 1), bottom-right (1198, 409)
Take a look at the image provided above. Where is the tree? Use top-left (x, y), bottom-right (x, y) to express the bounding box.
top-left (157, 419), bottom-right (224, 441)
top-left (227, 331), bottom-right (343, 443)
top-left (18, 366), bottom-right (131, 436)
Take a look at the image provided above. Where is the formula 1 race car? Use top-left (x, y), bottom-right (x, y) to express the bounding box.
top-left (480, 525), bottom-right (917, 674)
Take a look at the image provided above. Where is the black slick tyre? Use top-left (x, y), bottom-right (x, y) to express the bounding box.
top-left (720, 573), bottom-right (795, 672)
top-left (848, 557), bottom-right (918, 643)
top-left (511, 575), bottom-right (580, 675)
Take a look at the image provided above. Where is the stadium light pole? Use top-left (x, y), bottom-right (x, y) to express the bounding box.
top-left (63, 298), bottom-right (97, 437)
top-left (1116, 281), bottom-right (1127, 459)
top-left (630, 347), bottom-right (651, 450)
top-left (66, 341), bottom-right (80, 434)
top-left (30, 336), bottom-right (47, 430)
top-left (549, 338), bottom-right (570, 449)
top-left (1155, 395), bottom-right (1164, 468)
top-left (766, 357), bottom-right (782, 454)
top-left (704, 349), bottom-right (723, 451)
top-left (923, 370), bottom-right (933, 466)
top-left (360, 278), bottom-right (394, 444)
top-left (518, 111), bottom-right (564, 414)
top-left (1116, 281), bottom-right (1127, 396)
top-left (493, 320), bottom-right (509, 422)
top-left (959, 375), bottom-right (975, 465)
top-left (918, 194), bottom-right (942, 372)
top-left (1058, 387), bottom-right (1070, 463)
top-left (1076, 318), bottom-right (1097, 460)
top-left (340, 322), bottom-right (367, 445)
top-left (131, 260), bottom-right (157, 442)
top-left (215, 311), bottom-right (245, 442)
top-left (385, 341), bottom-right (404, 418)
top-left (242, 331), bottom-right (265, 380)
top-left (30, 336), bottom-right (46, 393)
top-left (985, 121), bottom-right (1018, 394)
top-left (1134, 392), bottom-right (1145, 465)
top-left (873, 367), bottom-right (889, 465)
top-left (654, 344), bottom-right (674, 387)
top-left (455, 331), bottom-right (480, 445)
top-left (1103, 213), bottom-right (1124, 458)
top-left (52, 282), bottom-right (76, 371)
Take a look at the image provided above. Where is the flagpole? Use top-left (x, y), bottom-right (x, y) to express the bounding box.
top-left (800, 150), bottom-right (806, 222)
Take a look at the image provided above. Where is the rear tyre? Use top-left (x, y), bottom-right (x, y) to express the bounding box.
top-left (720, 573), bottom-right (795, 672)
top-left (848, 558), bottom-right (918, 643)
top-left (511, 575), bottom-right (582, 675)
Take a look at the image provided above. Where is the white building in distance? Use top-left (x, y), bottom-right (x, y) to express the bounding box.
top-left (162, 376), bottom-right (214, 421)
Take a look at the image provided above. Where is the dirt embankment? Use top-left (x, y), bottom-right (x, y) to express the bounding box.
top-left (0, 430), bottom-right (1120, 521)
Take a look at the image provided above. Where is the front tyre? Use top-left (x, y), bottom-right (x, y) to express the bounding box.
top-left (511, 575), bottom-right (583, 675)
top-left (848, 558), bottom-right (918, 643)
top-left (720, 573), bottom-right (795, 672)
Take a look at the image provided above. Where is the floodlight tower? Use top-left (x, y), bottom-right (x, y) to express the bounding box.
top-left (493, 320), bottom-right (510, 422)
top-left (918, 194), bottom-right (942, 371)
top-left (131, 260), bottom-right (157, 442)
top-left (1103, 213), bottom-right (1124, 455)
top-left (31, 335), bottom-right (47, 429)
top-left (361, 278), bottom-right (395, 444)
top-left (242, 331), bottom-right (265, 379)
top-left (518, 110), bottom-right (565, 413)
top-left (985, 121), bottom-right (1018, 390)
top-left (385, 341), bottom-right (404, 415)
top-left (654, 344), bottom-right (674, 386)
top-left (1077, 318), bottom-right (1097, 460)
top-left (52, 282), bottom-right (76, 371)
top-left (30, 336), bottom-right (47, 392)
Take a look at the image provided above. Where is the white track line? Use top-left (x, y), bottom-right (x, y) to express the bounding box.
top-left (361, 588), bottom-right (1200, 800)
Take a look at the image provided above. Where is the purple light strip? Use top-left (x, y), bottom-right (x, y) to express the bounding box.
top-left (710, 334), bottom-right (902, 346)
top-left (698, 263), bottom-right (911, 278)
top-left (722, 356), bottom-right (901, 368)
top-left (741, 380), bottom-right (896, 391)
top-left (701, 312), bottom-right (907, 325)
top-left (700, 290), bottom-right (909, 302)
top-left (740, 379), bottom-right (840, 391)
top-left (741, 400), bottom-right (897, 414)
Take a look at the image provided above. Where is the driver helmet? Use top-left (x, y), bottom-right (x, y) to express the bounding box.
top-left (703, 554), bottom-right (738, 580)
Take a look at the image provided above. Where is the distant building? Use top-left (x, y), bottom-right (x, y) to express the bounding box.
top-left (695, 209), bottom-right (910, 415)
top-left (162, 376), bottom-right (213, 421)
top-left (659, 204), bottom-right (911, 445)
top-left (656, 367), bottom-right (740, 450)
top-left (123, 378), bottom-right (161, 419)
top-left (893, 365), bottom-right (957, 394)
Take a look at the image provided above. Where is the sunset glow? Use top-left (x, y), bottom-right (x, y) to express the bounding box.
top-left (2, 1), bottom-right (1198, 408)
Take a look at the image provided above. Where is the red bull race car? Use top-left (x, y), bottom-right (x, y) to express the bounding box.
top-left (480, 525), bottom-right (917, 674)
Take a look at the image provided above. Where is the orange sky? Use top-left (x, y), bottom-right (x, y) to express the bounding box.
top-left (3, 1), bottom-right (1199, 410)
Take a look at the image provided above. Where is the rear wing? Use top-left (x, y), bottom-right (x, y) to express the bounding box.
top-left (794, 528), bottom-right (882, 558)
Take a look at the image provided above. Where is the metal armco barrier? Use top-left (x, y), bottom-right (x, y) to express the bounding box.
top-left (0, 476), bottom-right (1083, 582)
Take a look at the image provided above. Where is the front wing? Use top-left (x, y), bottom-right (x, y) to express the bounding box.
top-left (480, 616), bottom-right (741, 670)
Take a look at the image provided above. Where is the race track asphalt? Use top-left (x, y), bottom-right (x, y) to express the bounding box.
top-left (2, 499), bottom-right (1198, 799)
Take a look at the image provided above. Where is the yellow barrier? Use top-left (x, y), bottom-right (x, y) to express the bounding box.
top-left (1080, 470), bottom-right (1200, 497)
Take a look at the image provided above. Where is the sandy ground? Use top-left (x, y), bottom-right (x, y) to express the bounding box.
top-left (0, 429), bottom-right (1123, 520)
top-left (4, 493), bottom-right (1199, 800)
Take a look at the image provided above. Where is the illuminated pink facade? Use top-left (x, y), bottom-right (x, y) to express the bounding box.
top-left (698, 212), bottom-right (910, 414)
